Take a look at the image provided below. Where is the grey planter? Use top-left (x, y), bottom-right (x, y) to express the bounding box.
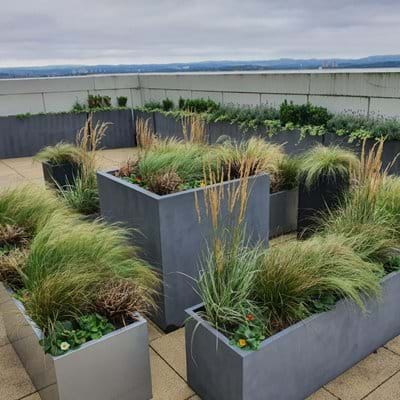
top-left (0, 284), bottom-right (152, 400)
top-left (97, 172), bottom-right (270, 331)
top-left (92, 109), bottom-right (135, 149)
top-left (324, 133), bottom-right (400, 176)
top-left (269, 188), bottom-right (298, 237)
top-left (42, 161), bottom-right (79, 189)
top-left (185, 270), bottom-right (400, 400)
top-left (266, 129), bottom-right (323, 155)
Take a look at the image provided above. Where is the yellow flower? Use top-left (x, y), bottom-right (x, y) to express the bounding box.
top-left (200, 181), bottom-right (206, 188)
top-left (238, 339), bottom-right (247, 348)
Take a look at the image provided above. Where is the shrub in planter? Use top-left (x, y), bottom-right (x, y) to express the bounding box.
top-left (35, 142), bottom-right (81, 189)
top-left (0, 186), bottom-right (158, 400)
top-left (297, 144), bottom-right (360, 236)
top-left (117, 96), bottom-right (128, 107)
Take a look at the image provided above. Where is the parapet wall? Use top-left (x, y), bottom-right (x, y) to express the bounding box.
top-left (0, 69), bottom-right (399, 117)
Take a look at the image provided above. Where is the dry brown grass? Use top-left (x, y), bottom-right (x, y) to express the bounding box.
top-left (0, 224), bottom-right (29, 247)
top-left (182, 114), bottom-right (207, 144)
top-left (0, 248), bottom-right (28, 289)
top-left (76, 114), bottom-right (110, 179)
top-left (95, 279), bottom-right (157, 326)
top-left (147, 171), bottom-right (183, 195)
top-left (136, 118), bottom-right (156, 150)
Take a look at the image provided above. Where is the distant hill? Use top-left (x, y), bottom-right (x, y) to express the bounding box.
top-left (1, 55), bottom-right (400, 79)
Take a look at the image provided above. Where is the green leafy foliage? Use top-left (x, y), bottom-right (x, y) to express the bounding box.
top-left (88, 94), bottom-right (111, 109)
top-left (279, 100), bottom-right (332, 127)
top-left (162, 98), bottom-right (174, 111)
top-left (178, 98), bottom-right (220, 113)
top-left (230, 314), bottom-right (265, 351)
top-left (117, 96), bottom-right (128, 107)
top-left (40, 314), bottom-right (114, 356)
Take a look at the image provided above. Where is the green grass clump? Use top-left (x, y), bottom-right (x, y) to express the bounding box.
top-left (59, 173), bottom-right (99, 215)
top-left (255, 234), bottom-right (383, 332)
top-left (198, 234), bottom-right (264, 336)
top-left (34, 142), bottom-right (82, 165)
top-left (0, 185), bottom-right (69, 233)
top-left (299, 145), bottom-right (360, 188)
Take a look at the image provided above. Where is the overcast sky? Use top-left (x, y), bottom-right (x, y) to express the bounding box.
top-left (1, 0), bottom-right (400, 67)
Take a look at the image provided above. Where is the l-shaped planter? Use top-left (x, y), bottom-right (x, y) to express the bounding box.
top-left (0, 283), bottom-right (152, 400)
top-left (185, 270), bottom-right (400, 400)
top-left (97, 171), bottom-right (270, 331)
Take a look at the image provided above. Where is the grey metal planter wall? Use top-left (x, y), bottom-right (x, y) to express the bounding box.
top-left (0, 284), bottom-right (152, 400)
top-left (269, 188), bottom-right (298, 237)
top-left (0, 113), bottom-right (86, 159)
top-left (185, 270), bottom-right (400, 400)
top-left (266, 129), bottom-right (323, 155)
top-left (97, 172), bottom-right (270, 331)
top-left (42, 161), bottom-right (79, 189)
top-left (153, 112), bottom-right (186, 140)
top-left (324, 133), bottom-right (400, 175)
top-left (93, 109), bottom-right (135, 148)
top-left (297, 174), bottom-right (348, 237)
top-left (207, 121), bottom-right (248, 144)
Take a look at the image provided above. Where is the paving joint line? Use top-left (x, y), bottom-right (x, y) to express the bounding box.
top-left (1, 160), bottom-right (31, 179)
top-left (360, 369), bottom-right (400, 399)
top-left (150, 344), bottom-right (189, 383)
top-left (323, 386), bottom-right (342, 399)
top-left (18, 390), bottom-right (39, 400)
top-left (383, 345), bottom-right (400, 357)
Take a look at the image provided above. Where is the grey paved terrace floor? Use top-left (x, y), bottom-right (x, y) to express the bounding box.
top-left (1, 148), bottom-right (400, 400)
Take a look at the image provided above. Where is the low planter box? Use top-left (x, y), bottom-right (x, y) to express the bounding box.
top-left (0, 283), bottom-right (152, 400)
top-left (269, 188), bottom-right (298, 237)
top-left (42, 161), bottom-right (79, 189)
top-left (297, 175), bottom-right (348, 236)
top-left (185, 270), bottom-right (400, 400)
top-left (97, 171), bottom-right (270, 331)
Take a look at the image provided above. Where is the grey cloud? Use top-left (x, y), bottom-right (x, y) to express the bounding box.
top-left (0, 0), bottom-right (399, 66)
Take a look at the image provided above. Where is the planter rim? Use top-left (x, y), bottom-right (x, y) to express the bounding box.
top-left (42, 160), bottom-right (76, 168)
top-left (270, 187), bottom-right (298, 196)
top-left (98, 169), bottom-right (268, 201)
top-left (186, 270), bottom-right (400, 358)
top-left (4, 286), bottom-right (146, 361)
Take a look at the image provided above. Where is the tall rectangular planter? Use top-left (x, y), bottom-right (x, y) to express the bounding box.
top-left (97, 172), bottom-right (270, 331)
top-left (0, 113), bottom-right (86, 159)
top-left (269, 188), bottom-right (298, 237)
top-left (92, 109), bottom-right (135, 149)
top-left (0, 284), bottom-right (152, 400)
top-left (185, 271), bottom-right (400, 400)
top-left (153, 112), bottom-right (185, 140)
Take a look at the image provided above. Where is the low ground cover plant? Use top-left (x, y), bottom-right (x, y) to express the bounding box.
top-left (0, 185), bottom-right (158, 356)
top-left (196, 139), bottom-right (400, 351)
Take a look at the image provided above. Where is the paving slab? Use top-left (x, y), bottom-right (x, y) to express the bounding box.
top-left (307, 388), bottom-right (338, 399)
top-left (0, 314), bottom-right (8, 347)
top-left (385, 335), bottom-right (400, 356)
top-left (0, 344), bottom-right (36, 400)
top-left (23, 394), bottom-right (41, 400)
top-left (151, 328), bottom-right (186, 380)
top-left (148, 321), bottom-right (164, 343)
top-left (325, 348), bottom-right (400, 400)
top-left (150, 348), bottom-right (193, 400)
top-left (364, 371), bottom-right (400, 400)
